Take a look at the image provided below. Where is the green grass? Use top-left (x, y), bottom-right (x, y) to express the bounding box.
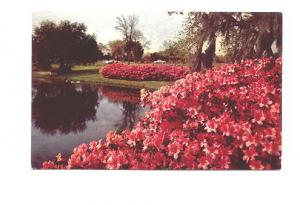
top-left (33, 61), bottom-right (226, 90)
top-left (64, 73), bottom-right (171, 90)
top-left (43, 61), bottom-right (105, 73)
top-left (32, 62), bottom-right (172, 90)
top-left (72, 61), bottom-right (106, 72)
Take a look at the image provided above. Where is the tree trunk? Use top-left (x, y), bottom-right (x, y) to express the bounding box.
top-left (193, 51), bottom-right (203, 72)
top-left (193, 40), bottom-right (204, 72)
top-left (193, 33), bottom-right (216, 72)
top-left (202, 37), bottom-right (216, 69)
top-left (276, 38), bottom-right (282, 57)
top-left (256, 31), bottom-right (274, 58)
top-left (127, 53), bottom-right (131, 65)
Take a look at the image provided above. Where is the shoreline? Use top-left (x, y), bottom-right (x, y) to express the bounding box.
top-left (32, 68), bottom-right (173, 91)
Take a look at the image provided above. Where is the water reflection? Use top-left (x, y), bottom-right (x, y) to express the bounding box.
top-left (99, 86), bottom-right (140, 104)
top-left (116, 102), bottom-right (139, 133)
top-left (98, 86), bottom-right (141, 133)
top-left (32, 82), bottom-right (147, 168)
top-left (32, 82), bottom-right (99, 134)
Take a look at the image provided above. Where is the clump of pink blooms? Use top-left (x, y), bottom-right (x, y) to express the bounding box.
top-left (43, 57), bottom-right (281, 170)
top-left (101, 63), bottom-right (190, 81)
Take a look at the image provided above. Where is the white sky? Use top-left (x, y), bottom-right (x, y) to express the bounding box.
top-left (32, 11), bottom-right (186, 52)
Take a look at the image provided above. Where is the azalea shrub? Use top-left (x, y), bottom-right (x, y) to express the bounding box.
top-left (101, 63), bottom-right (190, 81)
top-left (99, 86), bottom-right (141, 104)
top-left (43, 57), bottom-right (281, 170)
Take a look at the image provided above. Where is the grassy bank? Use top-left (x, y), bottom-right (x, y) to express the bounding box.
top-left (32, 61), bottom-right (226, 90)
top-left (32, 63), bottom-right (172, 90)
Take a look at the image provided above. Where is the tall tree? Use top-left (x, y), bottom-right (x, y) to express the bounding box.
top-left (115, 14), bottom-right (147, 64)
top-left (98, 42), bottom-right (109, 55)
top-left (161, 40), bottom-right (186, 63)
top-left (220, 12), bottom-right (282, 62)
top-left (182, 12), bottom-right (282, 71)
top-left (131, 41), bottom-right (144, 62)
top-left (32, 20), bottom-right (101, 73)
top-left (108, 40), bottom-right (125, 60)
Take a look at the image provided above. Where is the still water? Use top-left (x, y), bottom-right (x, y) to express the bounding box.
top-left (31, 81), bottom-right (148, 169)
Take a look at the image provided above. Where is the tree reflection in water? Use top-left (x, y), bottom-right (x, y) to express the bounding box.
top-left (116, 102), bottom-right (139, 133)
top-left (99, 86), bottom-right (143, 133)
top-left (32, 82), bottom-right (99, 135)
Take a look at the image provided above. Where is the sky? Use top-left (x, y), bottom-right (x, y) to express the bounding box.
top-left (32, 11), bottom-right (186, 53)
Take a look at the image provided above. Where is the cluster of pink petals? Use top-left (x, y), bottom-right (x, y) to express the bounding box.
top-left (43, 57), bottom-right (281, 170)
top-left (101, 63), bottom-right (190, 81)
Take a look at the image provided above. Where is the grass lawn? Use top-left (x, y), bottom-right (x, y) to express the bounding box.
top-left (32, 61), bottom-right (226, 90)
top-left (72, 61), bottom-right (106, 72)
top-left (46, 61), bottom-right (105, 73)
top-left (62, 71), bottom-right (171, 90)
top-left (32, 61), bottom-right (227, 90)
top-left (32, 61), bottom-right (172, 90)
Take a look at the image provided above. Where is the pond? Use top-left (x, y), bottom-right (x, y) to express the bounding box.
top-left (31, 81), bottom-right (148, 169)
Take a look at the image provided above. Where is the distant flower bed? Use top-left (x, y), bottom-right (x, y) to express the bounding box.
top-left (99, 86), bottom-right (141, 104)
top-left (101, 63), bottom-right (190, 81)
top-left (43, 57), bottom-right (281, 170)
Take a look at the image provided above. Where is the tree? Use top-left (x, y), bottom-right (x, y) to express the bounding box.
top-left (131, 41), bottom-right (144, 62)
top-left (149, 52), bottom-right (162, 62)
top-left (32, 20), bottom-right (101, 73)
top-left (222, 12), bottom-right (282, 61)
top-left (108, 40), bottom-right (125, 60)
top-left (181, 12), bottom-right (282, 71)
top-left (115, 14), bottom-right (147, 64)
top-left (98, 42), bottom-right (109, 53)
top-left (98, 42), bottom-right (113, 60)
top-left (160, 40), bottom-right (186, 63)
top-left (97, 42), bottom-right (109, 58)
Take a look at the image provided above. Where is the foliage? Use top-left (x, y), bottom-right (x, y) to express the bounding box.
top-left (131, 41), bottom-right (144, 62)
top-left (149, 52), bottom-right (162, 62)
top-left (98, 42), bottom-right (110, 59)
top-left (115, 15), bottom-right (149, 64)
top-left (221, 12), bottom-right (282, 61)
top-left (160, 40), bottom-right (187, 63)
top-left (101, 63), bottom-right (190, 81)
top-left (108, 40), bottom-right (125, 61)
top-left (43, 57), bottom-right (281, 170)
top-left (32, 20), bottom-right (102, 73)
top-left (108, 40), bottom-right (144, 62)
top-left (181, 12), bottom-right (282, 71)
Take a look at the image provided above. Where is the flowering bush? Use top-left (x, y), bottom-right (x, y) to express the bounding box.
top-left (43, 57), bottom-right (281, 170)
top-left (99, 86), bottom-right (141, 104)
top-left (101, 63), bottom-right (190, 81)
